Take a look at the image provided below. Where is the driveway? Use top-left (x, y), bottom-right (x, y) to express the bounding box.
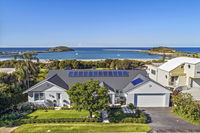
top-left (140, 107), bottom-right (200, 132)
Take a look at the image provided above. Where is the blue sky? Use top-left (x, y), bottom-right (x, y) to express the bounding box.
top-left (0, 0), bottom-right (200, 47)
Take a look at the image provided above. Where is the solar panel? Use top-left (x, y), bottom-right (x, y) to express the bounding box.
top-left (99, 71), bottom-right (103, 76)
top-left (93, 71), bottom-right (98, 76)
top-left (68, 70), bottom-right (129, 77)
top-left (68, 71), bottom-right (74, 77)
top-left (103, 71), bottom-right (108, 76)
top-left (79, 71), bottom-right (83, 76)
top-left (74, 71), bottom-right (78, 77)
top-left (83, 71), bottom-right (88, 77)
top-left (118, 71), bottom-right (123, 76)
top-left (113, 71), bottom-right (117, 76)
top-left (123, 71), bottom-right (129, 77)
top-left (89, 71), bottom-right (93, 76)
top-left (108, 71), bottom-right (113, 77)
top-left (131, 78), bottom-right (143, 85)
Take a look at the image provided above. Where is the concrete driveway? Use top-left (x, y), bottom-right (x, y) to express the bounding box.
top-left (140, 107), bottom-right (200, 132)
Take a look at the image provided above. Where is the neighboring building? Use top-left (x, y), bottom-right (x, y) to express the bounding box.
top-left (0, 68), bottom-right (15, 74)
top-left (147, 57), bottom-right (200, 100)
top-left (147, 57), bottom-right (200, 88)
top-left (23, 69), bottom-right (171, 107)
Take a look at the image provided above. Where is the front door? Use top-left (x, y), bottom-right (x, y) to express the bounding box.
top-left (56, 93), bottom-right (61, 106)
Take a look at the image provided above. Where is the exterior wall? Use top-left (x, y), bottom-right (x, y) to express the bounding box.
top-left (191, 79), bottom-right (200, 87)
top-left (125, 81), bottom-right (171, 107)
top-left (169, 65), bottom-right (185, 76)
top-left (194, 63), bottom-right (200, 78)
top-left (184, 63), bottom-right (195, 78)
top-left (44, 86), bottom-right (70, 107)
top-left (157, 69), bottom-right (169, 87)
top-left (177, 76), bottom-right (186, 86)
top-left (147, 65), bottom-right (158, 81)
top-left (126, 93), bottom-right (135, 105)
top-left (28, 85), bottom-right (70, 107)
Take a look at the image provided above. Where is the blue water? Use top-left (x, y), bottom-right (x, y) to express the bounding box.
top-left (0, 47), bottom-right (200, 60)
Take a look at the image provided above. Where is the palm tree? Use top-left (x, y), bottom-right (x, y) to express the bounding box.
top-left (14, 53), bottom-right (39, 89)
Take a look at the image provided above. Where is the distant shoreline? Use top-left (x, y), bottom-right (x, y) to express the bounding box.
top-left (0, 58), bottom-right (161, 63)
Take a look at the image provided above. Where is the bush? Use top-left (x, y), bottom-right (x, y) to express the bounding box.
top-left (172, 93), bottom-right (200, 125)
top-left (108, 108), bottom-right (147, 123)
top-left (34, 106), bottom-right (54, 110)
top-left (21, 118), bottom-right (99, 124)
top-left (128, 103), bottom-right (135, 110)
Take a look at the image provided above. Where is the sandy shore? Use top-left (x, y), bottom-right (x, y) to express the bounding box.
top-left (0, 58), bottom-right (161, 63)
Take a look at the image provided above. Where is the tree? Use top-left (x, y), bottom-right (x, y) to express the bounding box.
top-left (67, 80), bottom-right (109, 118)
top-left (14, 53), bottom-right (39, 89)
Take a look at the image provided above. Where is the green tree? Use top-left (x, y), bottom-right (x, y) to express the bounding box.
top-left (67, 80), bottom-right (109, 118)
top-left (14, 53), bottom-right (39, 89)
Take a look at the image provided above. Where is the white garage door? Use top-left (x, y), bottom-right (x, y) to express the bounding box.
top-left (192, 79), bottom-right (200, 87)
top-left (135, 94), bottom-right (165, 107)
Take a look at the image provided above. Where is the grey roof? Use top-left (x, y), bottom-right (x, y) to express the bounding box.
top-left (23, 74), bottom-right (68, 93)
top-left (123, 74), bottom-right (171, 93)
top-left (99, 82), bottom-right (115, 92)
top-left (47, 69), bottom-right (147, 91)
top-left (123, 74), bottom-right (150, 93)
top-left (47, 74), bottom-right (69, 89)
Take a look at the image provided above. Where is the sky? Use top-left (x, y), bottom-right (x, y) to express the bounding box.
top-left (0, 0), bottom-right (200, 47)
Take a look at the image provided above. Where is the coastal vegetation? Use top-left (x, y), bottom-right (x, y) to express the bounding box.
top-left (12, 123), bottom-right (151, 133)
top-left (48, 46), bottom-right (74, 52)
top-left (172, 92), bottom-right (200, 125)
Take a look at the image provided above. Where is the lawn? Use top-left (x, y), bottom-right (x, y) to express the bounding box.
top-left (26, 110), bottom-right (89, 119)
top-left (12, 123), bottom-right (151, 133)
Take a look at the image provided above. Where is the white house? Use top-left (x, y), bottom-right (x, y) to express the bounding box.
top-left (23, 70), bottom-right (171, 107)
top-left (147, 57), bottom-right (200, 100)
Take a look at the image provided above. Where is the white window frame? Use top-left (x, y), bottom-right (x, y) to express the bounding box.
top-left (34, 92), bottom-right (45, 101)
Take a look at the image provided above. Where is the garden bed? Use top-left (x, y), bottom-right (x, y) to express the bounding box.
top-left (108, 107), bottom-right (147, 123)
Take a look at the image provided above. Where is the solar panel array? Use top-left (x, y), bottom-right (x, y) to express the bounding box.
top-left (68, 70), bottom-right (129, 77)
top-left (131, 78), bottom-right (144, 85)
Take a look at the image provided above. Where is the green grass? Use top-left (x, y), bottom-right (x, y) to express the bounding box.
top-left (12, 123), bottom-right (151, 133)
top-left (26, 110), bottom-right (89, 119)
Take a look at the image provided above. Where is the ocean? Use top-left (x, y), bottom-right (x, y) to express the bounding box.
top-left (0, 47), bottom-right (200, 60)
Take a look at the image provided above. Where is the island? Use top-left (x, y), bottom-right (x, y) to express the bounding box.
top-left (104, 46), bottom-right (200, 58)
top-left (48, 46), bottom-right (74, 52)
top-left (0, 46), bottom-right (74, 56)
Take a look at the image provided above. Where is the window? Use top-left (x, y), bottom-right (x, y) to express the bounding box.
top-left (197, 72), bottom-right (200, 74)
top-left (151, 69), bottom-right (156, 75)
top-left (188, 65), bottom-right (191, 69)
top-left (34, 93), bottom-right (44, 101)
top-left (165, 75), bottom-right (168, 79)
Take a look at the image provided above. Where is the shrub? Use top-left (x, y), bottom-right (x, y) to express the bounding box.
top-left (128, 103), bottom-right (135, 110)
top-left (172, 93), bottom-right (200, 125)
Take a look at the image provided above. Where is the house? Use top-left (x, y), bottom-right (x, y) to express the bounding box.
top-left (23, 69), bottom-right (171, 107)
top-left (147, 57), bottom-right (200, 100)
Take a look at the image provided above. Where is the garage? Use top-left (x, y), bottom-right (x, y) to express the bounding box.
top-left (192, 79), bottom-right (200, 87)
top-left (135, 94), bottom-right (165, 107)
top-left (124, 75), bottom-right (172, 107)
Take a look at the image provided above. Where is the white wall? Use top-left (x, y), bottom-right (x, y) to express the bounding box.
top-left (147, 65), bottom-right (158, 81)
top-left (28, 85), bottom-right (70, 107)
top-left (157, 69), bottom-right (169, 87)
top-left (126, 81), bottom-right (171, 107)
top-left (194, 63), bottom-right (200, 78)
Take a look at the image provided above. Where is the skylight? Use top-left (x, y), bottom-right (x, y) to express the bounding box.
top-left (131, 78), bottom-right (143, 85)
